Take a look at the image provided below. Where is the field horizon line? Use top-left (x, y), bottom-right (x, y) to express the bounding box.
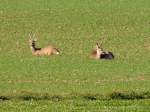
top-left (0, 91), bottom-right (150, 101)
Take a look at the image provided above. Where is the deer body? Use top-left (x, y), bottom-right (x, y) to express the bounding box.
top-left (100, 51), bottom-right (114, 59)
top-left (29, 35), bottom-right (60, 56)
top-left (32, 46), bottom-right (59, 56)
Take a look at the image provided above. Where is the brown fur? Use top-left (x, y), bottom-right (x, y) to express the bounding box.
top-left (90, 43), bottom-right (103, 59)
top-left (31, 46), bottom-right (60, 56)
top-left (29, 35), bottom-right (60, 56)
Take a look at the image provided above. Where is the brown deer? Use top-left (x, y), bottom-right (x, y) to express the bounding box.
top-left (90, 43), bottom-right (103, 59)
top-left (90, 42), bottom-right (114, 60)
top-left (29, 34), bottom-right (60, 56)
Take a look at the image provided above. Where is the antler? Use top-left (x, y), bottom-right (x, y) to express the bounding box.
top-left (33, 33), bottom-right (37, 41)
top-left (96, 42), bottom-right (100, 47)
top-left (29, 33), bottom-right (32, 39)
top-left (29, 33), bottom-right (37, 41)
top-left (94, 42), bottom-right (100, 50)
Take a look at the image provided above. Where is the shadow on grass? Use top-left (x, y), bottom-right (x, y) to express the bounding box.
top-left (0, 91), bottom-right (150, 101)
top-left (108, 91), bottom-right (150, 100)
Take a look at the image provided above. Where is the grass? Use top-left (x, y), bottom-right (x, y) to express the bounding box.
top-left (0, 0), bottom-right (150, 111)
top-left (0, 91), bottom-right (150, 112)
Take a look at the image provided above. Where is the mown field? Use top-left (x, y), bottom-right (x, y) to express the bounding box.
top-left (0, 0), bottom-right (150, 111)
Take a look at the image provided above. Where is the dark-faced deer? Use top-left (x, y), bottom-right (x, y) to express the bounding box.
top-left (90, 42), bottom-right (114, 60)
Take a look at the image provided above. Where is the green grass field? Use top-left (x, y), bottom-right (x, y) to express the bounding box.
top-left (0, 0), bottom-right (150, 111)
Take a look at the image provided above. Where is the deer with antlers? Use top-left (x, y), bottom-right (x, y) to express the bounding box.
top-left (29, 34), bottom-right (60, 56)
top-left (90, 42), bottom-right (114, 60)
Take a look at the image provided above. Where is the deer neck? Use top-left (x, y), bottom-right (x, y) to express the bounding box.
top-left (96, 49), bottom-right (103, 59)
top-left (30, 41), bottom-right (37, 52)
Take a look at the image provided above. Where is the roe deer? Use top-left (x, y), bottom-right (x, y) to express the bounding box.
top-left (90, 42), bottom-right (114, 60)
top-left (29, 34), bottom-right (60, 56)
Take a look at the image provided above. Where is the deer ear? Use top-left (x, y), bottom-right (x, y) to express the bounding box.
top-left (95, 43), bottom-right (100, 49)
top-left (96, 43), bottom-right (98, 46)
top-left (29, 34), bottom-right (31, 39)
